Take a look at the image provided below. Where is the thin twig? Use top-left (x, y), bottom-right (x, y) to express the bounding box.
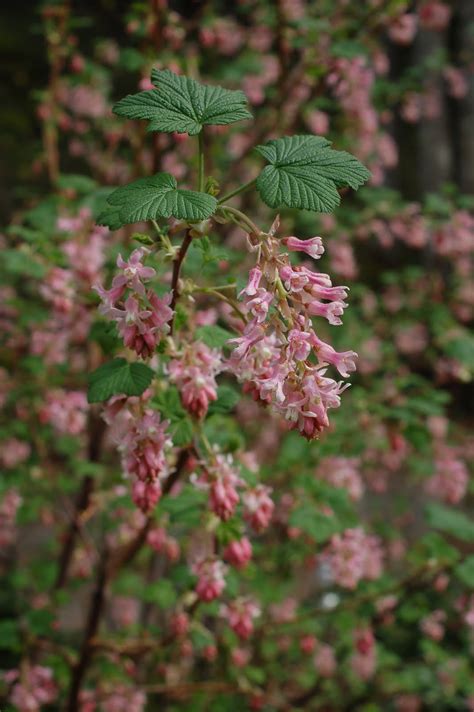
top-left (168, 230), bottom-right (193, 335)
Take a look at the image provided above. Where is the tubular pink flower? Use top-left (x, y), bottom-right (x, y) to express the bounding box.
top-left (284, 236), bottom-right (324, 259)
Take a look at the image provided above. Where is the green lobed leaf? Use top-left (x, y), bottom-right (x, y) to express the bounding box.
top-left (88, 358), bottom-right (154, 403)
top-left (97, 172), bottom-right (218, 229)
top-left (113, 68), bottom-right (252, 135)
top-left (208, 384), bottom-right (241, 415)
top-left (195, 324), bottom-right (234, 349)
top-left (255, 135), bottom-right (371, 213)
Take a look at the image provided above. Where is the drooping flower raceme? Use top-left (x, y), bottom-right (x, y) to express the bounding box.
top-left (103, 394), bottom-right (172, 513)
top-left (94, 247), bottom-right (173, 358)
top-left (168, 341), bottom-right (223, 419)
top-left (227, 221), bottom-right (357, 440)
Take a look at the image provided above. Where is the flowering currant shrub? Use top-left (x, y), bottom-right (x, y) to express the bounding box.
top-left (1, 1), bottom-right (473, 711)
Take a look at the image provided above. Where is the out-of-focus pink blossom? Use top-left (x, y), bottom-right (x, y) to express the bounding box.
top-left (221, 597), bottom-right (261, 639)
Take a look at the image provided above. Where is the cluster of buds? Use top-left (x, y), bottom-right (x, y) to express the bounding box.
top-left (228, 220), bottom-right (356, 440)
top-left (95, 247), bottom-right (172, 358)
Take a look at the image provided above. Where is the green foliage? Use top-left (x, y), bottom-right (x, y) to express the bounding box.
top-left (97, 172), bottom-right (218, 229)
top-left (195, 324), bottom-right (234, 348)
top-left (113, 68), bottom-right (252, 135)
top-left (155, 386), bottom-right (194, 446)
top-left (208, 384), bottom-right (240, 414)
top-left (426, 502), bottom-right (474, 542)
top-left (255, 135), bottom-right (371, 212)
top-left (455, 556), bottom-right (474, 587)
top-left (87, 358), bottom-right (154, 403)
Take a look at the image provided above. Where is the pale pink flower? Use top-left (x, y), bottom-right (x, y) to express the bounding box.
top-left (284, 236), bottom-right (324, 260)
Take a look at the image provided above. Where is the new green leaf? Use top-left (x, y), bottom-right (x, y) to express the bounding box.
top-left (88, 358), bottom-right (154, 403)
top-left (113, 68), bottom-right (252, 135)
top-left (97, 172), bottom-right (217, 229)
top-left (255, 135), bottom-right (371, 213)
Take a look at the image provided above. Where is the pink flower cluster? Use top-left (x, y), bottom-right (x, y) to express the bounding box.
top-left (193, 557), bottom-right (228, 602)
top-left (426, 447), bottom-right (469, 504)
top-left (243, 484), bottom-right (274, 531)
top-left (95, 247), bottom-right (173, 358)
top-left (228, 222), bottom-right (356, 440)
top-left (224, 537), bottom-right (253, 569)
top-left (316, 456), bottom-right (364, 501)
top-left (5, 666), bottom-right (58, 712)
top-left (104, 395), bottom-right (172, 512)
top-left (79, 685), bottom-right (146, 712)
top-left (147, 526), bottom-right (180, 561)
top-left (193, 452), bottom-right (244, 521)
top-left (323, 527), bottom-right (384, 589)
top-left (0, 438), bottom-right (31, 468)
top-left (221, 597), bottom-right (261, 639)
top-left (39, 389), bottom-right (88, 435)
top-left (31, 208), bottom-right (107, 366)
top-left (420, 610), bottom-right (446, 641)
top-left (169, 342), bottom-right (222, 419)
